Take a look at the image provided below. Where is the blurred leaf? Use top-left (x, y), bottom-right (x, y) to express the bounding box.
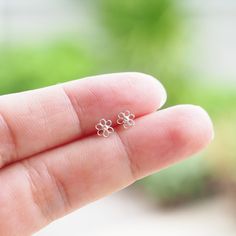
top-left (0, 40), bottom-right (96, 94)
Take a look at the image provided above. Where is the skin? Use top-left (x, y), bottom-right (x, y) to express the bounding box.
top-left (0, 72), bottom-right (214, 235)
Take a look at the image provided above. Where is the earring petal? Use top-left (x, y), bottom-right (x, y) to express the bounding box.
top-left (95, 124), bottom-right (103, 131)
top-left (103, 129), bottom-right (110, 138)
top-left (129, 114), bottom-right (135, 120)
top-left (106, 120), bottom-right (112, 127)
top-left (123, 122), bottom-right (129, 129)
top-left (97, 129), bottom-right (104, 136)
top-left (117, 118), bottom-right (124, 124)
top-left (100, 119), bottom-right (106, 126)
top-left (128, 119), bottom-right (135, 126)
top-left (107, 127), bottom-right (114, 133)
top-left (118, 112), bottom-right (125, 119)
top-left (124, 110), bottom-right (130, 116)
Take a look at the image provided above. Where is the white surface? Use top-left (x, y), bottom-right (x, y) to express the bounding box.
top-left (36, 188), bottom-right (236, 236)
top-left (0, 0), bottom-right (93, 43)
top-left (185, 0), bottom-right (236, 82)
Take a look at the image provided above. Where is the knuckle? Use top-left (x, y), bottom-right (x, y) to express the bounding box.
top-left (0, 113), bottom-right (18, 167)
top-left (21, 159), bottom-right (70, 222)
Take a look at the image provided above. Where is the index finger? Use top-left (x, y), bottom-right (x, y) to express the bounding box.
top-left (0, 72), bottom-right (166, 167)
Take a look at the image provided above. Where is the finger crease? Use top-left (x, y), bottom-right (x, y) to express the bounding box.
top-left (115, 131), bottom-right (138, 181)
top-left (0, 113), bottom-right (18, 166)
top-left (61, 86), bottom-right (84, 136)
top-left (21, 160), bottom-right (71, 222)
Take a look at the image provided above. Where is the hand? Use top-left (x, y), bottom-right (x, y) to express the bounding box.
top-left (0, 73), bottom-right (213, 235)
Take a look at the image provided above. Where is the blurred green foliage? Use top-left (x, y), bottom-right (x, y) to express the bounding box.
top-left (139, 155), bottom-right (214, 205)
top-left (0, 41), bottom-right (96, 94)
top-left (92, 0), bottom-right (189, 106)
top-left (95, 0), bottom-right (183, 67)
top-left (1, 0), bottom-right (236, 205)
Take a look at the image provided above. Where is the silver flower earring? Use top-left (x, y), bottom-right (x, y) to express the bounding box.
top-left (117, 110), bottom-right (135, 129)
top-left (95, 119), bottom-right (114, 137)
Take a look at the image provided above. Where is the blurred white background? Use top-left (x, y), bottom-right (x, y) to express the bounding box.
top-left (36, 187), bottom-right (236, 236)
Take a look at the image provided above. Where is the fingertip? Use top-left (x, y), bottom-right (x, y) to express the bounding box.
top-left (168, 104), bottom-right (214, 152)
top-left (118, 104), bottom-right (214, 178)
top-left (123, 72), bottom-right (167, 110)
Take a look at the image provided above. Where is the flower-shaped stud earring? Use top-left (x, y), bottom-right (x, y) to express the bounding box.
top-left (117, 110), bottom-right (135, 129)
top-left (95, 119), bottom-right (114, 137)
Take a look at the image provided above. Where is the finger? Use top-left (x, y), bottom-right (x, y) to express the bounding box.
top-left (0, 72), bottom-right (166, 167)
top-left (0, 105), bottom-right (213, 235)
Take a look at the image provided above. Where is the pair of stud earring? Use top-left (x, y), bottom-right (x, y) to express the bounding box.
top-left (95, 110), bottom-right (135, 138)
